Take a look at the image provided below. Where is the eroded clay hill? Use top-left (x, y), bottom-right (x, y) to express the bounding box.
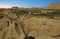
top-left (0, 3), bottom-right (60, 39)
top-left (0, 15), bottom-right (60, 39)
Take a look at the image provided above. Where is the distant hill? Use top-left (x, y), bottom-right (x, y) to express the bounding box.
top-left (43, 2), bottom-right (60, 9)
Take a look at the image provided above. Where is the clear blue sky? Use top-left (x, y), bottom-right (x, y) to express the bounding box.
top-left (0, 0), bottom-right (60, 8)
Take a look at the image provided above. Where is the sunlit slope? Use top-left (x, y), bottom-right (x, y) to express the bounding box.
top-left (23, 17), bottom-right (60, 39)
top-left (0, 15), bottom-right (60, 39)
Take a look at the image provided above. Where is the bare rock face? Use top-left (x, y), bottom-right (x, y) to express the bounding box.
top-left (0, 15), bottom-right (60, 39)
top-left (23, 17), bottom-right (60, 39)
top-left (43, 2), bottom-right (60, 9)
top-left (49, 2), bottom-right (60, 9)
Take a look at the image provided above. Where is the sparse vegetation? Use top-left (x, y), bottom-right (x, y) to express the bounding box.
top-left (0, 7), bottom-right (60, 39)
